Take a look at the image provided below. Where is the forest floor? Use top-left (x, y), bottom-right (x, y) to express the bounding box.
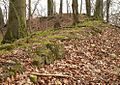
top-left (0, 14), bottom-right (120, 85)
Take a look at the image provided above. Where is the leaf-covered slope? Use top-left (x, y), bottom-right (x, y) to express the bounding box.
top-left (0, 20), bottom-right (120, 84)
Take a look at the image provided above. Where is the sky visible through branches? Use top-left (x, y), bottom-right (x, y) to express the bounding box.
top-left (0, 0), bottom-right (120, 22)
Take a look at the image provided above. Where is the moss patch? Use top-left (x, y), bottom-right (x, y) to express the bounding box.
top-left (70, 28), bottom-right (83, 33)
top-left (0, 50), bottom-right (11, 55)
top-left (0, 44), bottom-right (16, 50)
top-left (77, 20), bottom-right (104, 28)
top-left (47, 35), bottom-right (67, 41)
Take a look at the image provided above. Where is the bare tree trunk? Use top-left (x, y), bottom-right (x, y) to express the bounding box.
top-left (106, 0), bottom-right (111, 22)
top-left (66, 0), bottom-right (69, 14)
top-left (94, 0), bottom-right (103, 20)
top-left (28, 0), bottom-right (31, 19)
top-left (53, 0), bottom-right (56, 14)
top-left (72, 0), bottom-right (79, 25)
top-left (59, 0), bottom-right (63, 14)
top-left (2, 0), bottom-right (26, 43)
top-left (0, 7), bottom-right (5, 37)
top-left (48, 0), bottom-right (53, 16)
top-left (28, 0), bottom-right (31, 33)
top-left (80, 0), bottom-right (82, 14)
top-left (85, 0), bottom-right (91, 17)
top-left (0, 7), bottom-right (4, 29)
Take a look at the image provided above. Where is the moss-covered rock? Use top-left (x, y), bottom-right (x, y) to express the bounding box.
top-left (45, 54), bottom-right (55, 65)
top-left (32, 56), bottom-right (45, 67)
top-left (31, 43), bottom-right (65, 66)
top-left (46, 43), bottom-right (64, 59)
top-left (30, 75), bottom-right (37, 84)
top-left (7, 63), bottom-right (25, 74)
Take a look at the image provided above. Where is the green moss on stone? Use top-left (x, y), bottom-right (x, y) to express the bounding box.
top-left (31, 43), bottom-right (65, 66)
top-left (30, 75), bottom-right (37, 84)
top-left (32, 56), bottom-right (45, 67)
top-left (8, 64), bottom-right (25, 73)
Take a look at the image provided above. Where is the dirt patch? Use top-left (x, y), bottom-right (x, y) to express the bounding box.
top-left (30, 14), bottom-right (85, 31)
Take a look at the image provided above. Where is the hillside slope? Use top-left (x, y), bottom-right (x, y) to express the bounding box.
top-left (0, 18), bottom-right (120, 84)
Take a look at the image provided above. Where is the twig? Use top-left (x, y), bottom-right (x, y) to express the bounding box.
top-left (31, 72), bottom-right (73, 79)
top-left (30, 72), bottom-right (86, 85)
top-left (31, 0), bottom-right (40, 17)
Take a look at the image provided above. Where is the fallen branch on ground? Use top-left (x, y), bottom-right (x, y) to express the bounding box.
top-left (31, 72), bottom-right (73, 79)
top-left (29, 72), bottom-right (86, 85)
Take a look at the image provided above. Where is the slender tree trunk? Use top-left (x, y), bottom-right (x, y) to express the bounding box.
top-left (28, 0), bottom-right (31, 33)
top-left (48, 0), bottom-right (53, 16)
top-left (94, 0), bottom-right (103, 20)
top-left (0, 7), bottom-right (5, 37)
top-left (0, 7), bottom-right (4, 29)
top-left (72, 0), bottom-right (79, 25)
top-left (59, 0), bottom-right (63, 14)
top-left (66, 0), bottom-right (69, 14)
top-left (53, 0), bottom-right (56, 14)
top-left (2, 0), bottom-right (26, 43)
top-left (80, 0), bottom-right (82, 14)
top-left (85, 0), bottom-right (91, 17)
top-left (29, 0), bottom-right (31, 20)
top-left (106, 0), bottom-right (111, 22)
